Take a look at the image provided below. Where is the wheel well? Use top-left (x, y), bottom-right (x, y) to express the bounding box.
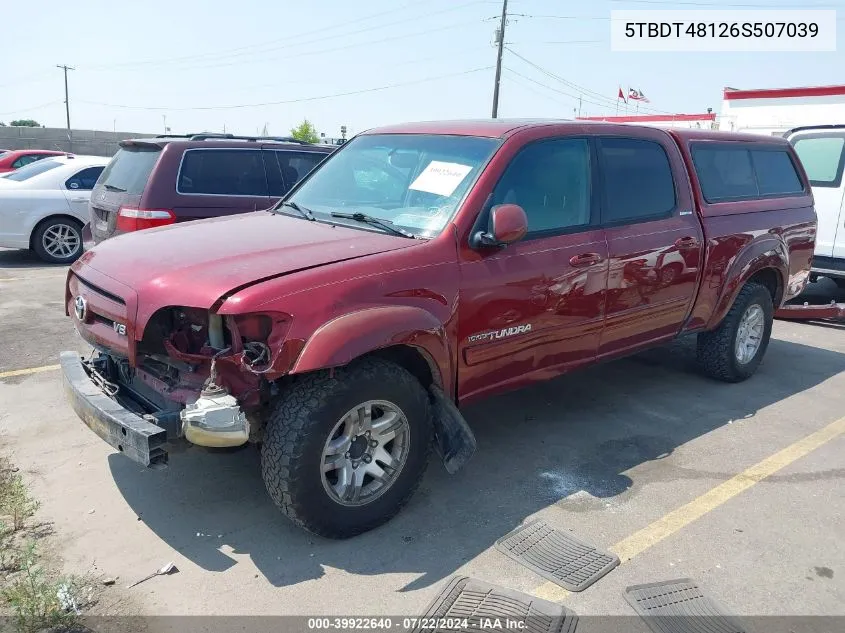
top-left (29, 214), bottom-right (84, 249)
top-left (370, 345), bottom-right (438, 390)
top-left (748, 268), bottom-right (782, 306)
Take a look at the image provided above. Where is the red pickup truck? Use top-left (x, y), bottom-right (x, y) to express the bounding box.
top-left (60, 120), bottom-right (816, 538)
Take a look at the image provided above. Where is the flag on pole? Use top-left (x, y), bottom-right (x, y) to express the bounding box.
top-left (617, 87), bottom-right (627, 103)
top-left (628, 88), bottom-right (650, 103)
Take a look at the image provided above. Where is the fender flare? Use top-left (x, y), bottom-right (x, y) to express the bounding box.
top-left (706, 236), bottom-right (788, 330)
top-left (290, 305), bottom-right (452, 393)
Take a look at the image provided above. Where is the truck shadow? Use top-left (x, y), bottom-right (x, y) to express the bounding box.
top-left (107, 332), bottom-right (845, 591)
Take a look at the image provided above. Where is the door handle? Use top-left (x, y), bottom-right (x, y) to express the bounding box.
top-left (674, 236), bottom-right (699, 249)
top-left (569, 253), bottom-right (602, 267)
top-left (70, 197), bottom-right (88, 203)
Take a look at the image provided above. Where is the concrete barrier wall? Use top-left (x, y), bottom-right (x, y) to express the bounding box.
top-left (0, 127), bottom-right (155, 157)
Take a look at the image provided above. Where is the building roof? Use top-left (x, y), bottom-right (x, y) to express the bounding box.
top-left (723, 85), bottom-right (845, 100)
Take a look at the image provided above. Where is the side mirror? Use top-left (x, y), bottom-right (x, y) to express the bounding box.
top-left (472, 203), bottom-right (528, 248)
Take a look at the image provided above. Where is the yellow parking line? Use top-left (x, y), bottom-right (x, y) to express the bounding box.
top-left (533, 415), bottom-right (845, 602)
top-left (0, 364), bottom-right (61, 380)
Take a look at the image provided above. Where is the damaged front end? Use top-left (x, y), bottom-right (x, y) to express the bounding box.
top-left (66, 305), bottom-right (298, 466)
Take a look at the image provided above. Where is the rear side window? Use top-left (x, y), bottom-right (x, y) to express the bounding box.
top-left (266, 150), bottom-right (325, 196)
top-left (65, 166), bottom-right (105, 190)
top-left (12, 154), bottom-right (46, 169)
top-left (4, 158), bottom-right (63, 181)
top-left (792, 136), bottom-right (845, 187)
top-left (178, 149), bottom-right (268, 196)
top-left (99, 146), bottom-right (162, 195)
top-left (751, 150), bottom-right (804, 195)
top-left (692, 144), bottom-right (804, 202)
top-left (598, 137), bottom-right (676, 223)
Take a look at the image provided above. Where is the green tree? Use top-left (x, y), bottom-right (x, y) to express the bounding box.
top-left (10, 120), bottom-right (41, 127)
top-left (289, 119), bottom-right (320, 144)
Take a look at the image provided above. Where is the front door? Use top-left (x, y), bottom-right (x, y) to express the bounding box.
top-left (457, 137), bottom-right (608, 403)
top-left (596, 133), bottom-right (704, 357)
top-left (788, 129), bottom-right (845, 262)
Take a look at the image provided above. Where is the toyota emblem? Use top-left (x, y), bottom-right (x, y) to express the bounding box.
top-left (73, 295), bottom-right (87, 321)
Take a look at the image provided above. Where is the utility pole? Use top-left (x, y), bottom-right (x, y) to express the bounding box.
top-left (56, 65), bottom-right (74, 152)
top-left (491, 0), bottom-right (508, 118)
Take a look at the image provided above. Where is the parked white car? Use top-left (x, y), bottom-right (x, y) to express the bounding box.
top-left (0, 155), bottom-right (108, 263)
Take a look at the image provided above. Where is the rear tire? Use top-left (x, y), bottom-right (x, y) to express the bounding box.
top-left (31, 217), bottom-right (83, 264)
top-left (261, 358), bottom-right (433, 539)
top-left (696, 282), bottom-right (773, 383)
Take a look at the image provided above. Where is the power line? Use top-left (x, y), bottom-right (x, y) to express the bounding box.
top-left (0, 71), bottom-right (54, 90)
top-left (78, 66), bottom-right (493, 111)
top-left (610, 0), bottom-right (843, 7)
top-left (87, 0), bottom-right (487, 71)
top-left (505, 46), bottom-right (673, 115)
top-left (502, 72), bottom-right (578, 111)
top-left (0, 101), bottom-right (62, 116)
top-left (503, 67), bottom-right (618, 114)
top-left (140, 20), bottom-right (487, 73)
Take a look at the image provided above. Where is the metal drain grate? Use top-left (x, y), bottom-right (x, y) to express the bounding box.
top-left (411, 576), bottom-right (578, 633)
top-left (624, 578), bottom-right (745, 633)
top-left (495, 520), bottom-right (620, 592)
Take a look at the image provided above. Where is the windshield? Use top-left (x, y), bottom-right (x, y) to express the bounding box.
top-left (4, 158), bottom-right (63, 181)
top-left (285, 133), bottom-right (501, 237)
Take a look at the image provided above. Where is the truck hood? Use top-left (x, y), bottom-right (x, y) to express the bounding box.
top-left (78, 211), bottom-right (415, 309)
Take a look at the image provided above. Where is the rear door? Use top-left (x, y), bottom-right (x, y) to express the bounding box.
top-left (173, 148), bottom-right (271, 219)
top-left (89, 143), bottom-right (163, 242)
top-left (787, 128), bottom-right (845, 261)
top-left (62, 165), bottom-right (105, 221)
top-left (596, 131), bottom-right (703, 357)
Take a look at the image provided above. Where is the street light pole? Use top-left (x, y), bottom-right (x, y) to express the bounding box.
top-left (56, 64), bottom-right (75, 152)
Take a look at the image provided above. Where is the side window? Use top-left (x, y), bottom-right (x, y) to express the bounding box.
top-left (751, 150), bottom-right (804, 195)
top-left (12, 155), bottom-right (39, 169)
top-left (691, 146), bottom-right (757, 202)
top-left (491, 138), bottom-right (591, 234)
top-left (177, 149), bottom-right (268, 196)
top-left (65, 166), bottom-right (105, 191)
top-left (276, 151), bottom-right (324, 191)
top-left (692, 145), bottom-right (806, 202)
top-left (792, 136), bottom-right (845, 187)
top-left (598, 137), bottom-right (676, 223)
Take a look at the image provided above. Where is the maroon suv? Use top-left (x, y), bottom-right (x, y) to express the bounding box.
top-left (87, 133), bottom-right (334, 243)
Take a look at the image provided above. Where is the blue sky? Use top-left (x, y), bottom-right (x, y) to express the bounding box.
top-left (0, 0), bottom-right (842, 137)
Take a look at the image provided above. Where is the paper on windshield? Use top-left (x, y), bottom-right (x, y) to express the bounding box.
top-left (408, 161), bottom-right (473, 197)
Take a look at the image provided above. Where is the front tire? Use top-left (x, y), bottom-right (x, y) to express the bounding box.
top-left (261, 358), bottom-right (433, 538)
top-left (32, 217), bottom-right (83, 264)
top-left (696, 282), bottom-right (773, 383)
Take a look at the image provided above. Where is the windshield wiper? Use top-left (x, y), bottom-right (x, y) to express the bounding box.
top-left (330, 212), bottom-right (415, 239)
top-left (103, 184), bottom-right (127, 192)
top-left (277, 200), bottom-right (315, 221)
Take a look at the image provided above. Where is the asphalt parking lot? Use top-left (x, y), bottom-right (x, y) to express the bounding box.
top-left (1, 246), bottom-right (844, 627)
